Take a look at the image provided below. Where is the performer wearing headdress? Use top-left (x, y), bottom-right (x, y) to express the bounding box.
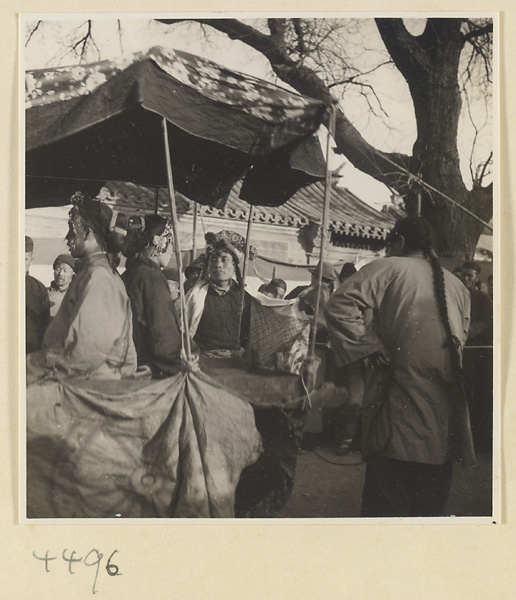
top-left (185, 230), bottom-right (253, 357)
top-left (122, 214), bottom-right (182, 378)
top-left (27, 193), bottom-right (137, 380)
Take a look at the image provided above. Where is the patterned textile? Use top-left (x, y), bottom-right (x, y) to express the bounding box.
top-left (26, 48), bottom-right (326, 210)
top-left (26, 369), bottom-right (262, 518)
top-left (206, 230), bottom-right (257, 262)
top-left (248, 296), bottom-right (310, 374)
top-left (184, 280), bottom-right (209, 340)
top-left (25, 47), bottom-right (320, 123)
top-left (185, 280), bottom-right (309, 374)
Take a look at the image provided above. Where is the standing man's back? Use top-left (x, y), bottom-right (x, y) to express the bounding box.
top-left (325, 217), bottom-right (475, 517)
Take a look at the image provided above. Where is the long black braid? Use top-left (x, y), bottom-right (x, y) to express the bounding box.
top-left (387, 217), bottom-right (466, 394)
top-left (423, 249), bottom-right (466, 394)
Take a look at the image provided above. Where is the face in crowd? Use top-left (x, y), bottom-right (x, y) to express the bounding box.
top-left (53, 262), bottom-right (75, 291)
top-left (25, 251), bottom-right (33, 275)
top-left (208, 250), bottom-right (235, 285)
top-left (461, 267), bottom-right (479, 291)
top-left (66, 213), bottom-right (89, 259)
top-left (487, 275), bottom-right (493, 299)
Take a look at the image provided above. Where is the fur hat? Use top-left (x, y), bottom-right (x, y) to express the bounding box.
top-left (52, 253), bottom-right (76, 271)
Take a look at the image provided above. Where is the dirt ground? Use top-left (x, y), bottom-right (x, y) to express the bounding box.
top-left (277, 434), bottom-right (494, 519)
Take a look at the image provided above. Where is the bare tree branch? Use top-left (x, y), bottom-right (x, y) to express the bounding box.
top-left (69, 20), bottom-right (93, 62)
top-left (327, 60), bottom-right (392, 88)
top-left (25, 20), bottom-right (42, 47)
top-left (476, 151), bottom-right (493, 187)
top-left (117, 20), bottom-right (124, 55)
top-left (463, 22), bottom-right (493, 43)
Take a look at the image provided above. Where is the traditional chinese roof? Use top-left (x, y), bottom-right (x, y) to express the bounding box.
top-left (98, 178), bottom-right (395, 246)
top-left (206, 179), bottom-right (396, 240)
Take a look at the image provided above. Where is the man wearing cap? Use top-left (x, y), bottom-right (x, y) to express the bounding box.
top-left (27, 193), bottom-right (137, 380)
top-left (338, 262), bottom-right (357, 284)
top-left (25, 236), bottom-right (50, 353)
top-left (47, 254), bottom-right (76, 317)
top-left (461, 261), bottom-right (493, 346)
top-left (285, 261), bottom-right (339, 303)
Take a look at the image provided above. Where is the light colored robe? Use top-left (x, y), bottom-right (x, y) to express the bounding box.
top-left (325, 254), bottom-right (475, 466)
top-left (36, 253), bottom-right (137, 379)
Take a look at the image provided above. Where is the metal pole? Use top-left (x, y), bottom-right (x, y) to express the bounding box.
top-left (191, 201), bottom-right (198, 263)
top-left (309, 105), bottom-right (336, 358)
top-left (162, 117), bottom-right (192, 360)
top-left (415, 190), bottom-right (421, 217)
top-left (236, 205), bottom-right (254, 347)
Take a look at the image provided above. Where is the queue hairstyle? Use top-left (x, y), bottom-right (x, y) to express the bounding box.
top-left (388, 217), bottom-right (465, 394)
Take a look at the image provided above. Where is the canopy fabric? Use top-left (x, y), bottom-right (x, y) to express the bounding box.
top-left (25, 47), bottom-right (327, 209)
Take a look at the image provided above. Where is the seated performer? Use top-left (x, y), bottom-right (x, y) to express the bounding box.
top-left (47, 253), bottom-right (76, 317)
top-left (27, 193), bottom-right (137, 381)
top-left (122, 215), bottom-right (182, 378)
top-left (185, 231), bottom-right (251, 357)
top-left (26, 201), bottom-right (263, 521)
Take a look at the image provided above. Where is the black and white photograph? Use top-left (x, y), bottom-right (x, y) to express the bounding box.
top-left (22, 14), bottom-right (497, 522)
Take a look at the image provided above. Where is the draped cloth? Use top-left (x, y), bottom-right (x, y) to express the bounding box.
top-left (247, 295), bottom-right (310, 374)
top-left (26, 368), bottom-right (262, 519)
top-left (35, 253), bottom-right (137, 379)
top-left (184, 281), bottom-right (310, 373)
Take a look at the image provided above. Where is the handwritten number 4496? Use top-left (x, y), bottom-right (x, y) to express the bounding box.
top-left (32, 549), bottom-right (121, 595)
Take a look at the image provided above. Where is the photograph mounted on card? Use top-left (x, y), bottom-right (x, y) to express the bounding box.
top-left (21, 13), bottom-right (498, 523)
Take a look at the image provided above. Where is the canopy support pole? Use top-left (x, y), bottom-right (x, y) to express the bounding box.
top-left (237, 205), bottom-right (254, 347)
top-left (162, 117), bottom-right (192, 360)
top-left (308, 105), bottom-right (336, 359)
top-left (191, 201), bottom-right (198, 263)
top-left (154, 187), bottom-right (159, 215)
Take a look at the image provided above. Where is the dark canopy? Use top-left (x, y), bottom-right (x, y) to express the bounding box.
top-left (26, 46), bottom-right (327, 209)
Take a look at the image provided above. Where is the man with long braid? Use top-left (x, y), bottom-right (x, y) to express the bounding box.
top-left (325, 217), bottom-right (475, 517)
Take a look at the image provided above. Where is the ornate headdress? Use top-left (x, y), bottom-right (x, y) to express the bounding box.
top-left (150, 219), bottom-right (174, 254)
top-left (205, 230), bottom-right (257, 265)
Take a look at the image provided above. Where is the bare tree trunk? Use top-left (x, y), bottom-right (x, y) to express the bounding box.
top-left (157, 17), bottom-right (493, 259)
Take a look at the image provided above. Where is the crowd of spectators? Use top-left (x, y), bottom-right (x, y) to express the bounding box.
top-left (25, 197), bottom-right (493, 518)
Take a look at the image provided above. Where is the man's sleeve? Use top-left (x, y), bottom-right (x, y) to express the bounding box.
top-left (324, 270), bottom-right (385, 366)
